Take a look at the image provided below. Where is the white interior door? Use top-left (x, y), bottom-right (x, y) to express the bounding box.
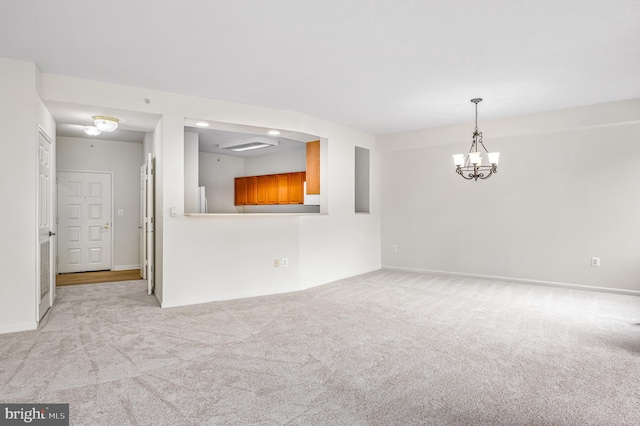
top-left (146, 154), bottom-right (155, 295)
top-left (57, 171), bottom-right (113, 273)
top-left (139, 164), bottom-right (147, 279)
top-left (37, 130), bottom-right (54, 321)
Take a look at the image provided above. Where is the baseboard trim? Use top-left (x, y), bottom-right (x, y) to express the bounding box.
top-left (160, 286), bottom-right (299, 308)
top-left (299, 266), bottom-right (383, 291)
top-left (113, 265), bottom-right (140, 271)
top-left (382, 265), bottom-right (640, 296)
top-left (0, 322), bottom-right (37, 334)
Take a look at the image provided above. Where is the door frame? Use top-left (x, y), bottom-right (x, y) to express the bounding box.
top-left (140, 153), bottom-right (154, 295)
top-left (36, 126), bottom-right (55, 323)
top-left (56, 169), bottom-right (115, 273)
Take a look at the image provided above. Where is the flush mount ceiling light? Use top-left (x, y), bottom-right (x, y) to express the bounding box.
top-left (268, 130), bottom-right (280, 135)
top-left (195, 122), bottom-right (210, 127)
top-left (219, 136), bottom-right (279, 152)
top-left (92, 116), bottom-right (119, 132)
top-left (83, 126), bottom-right (102, 136)
top-left (452, 98), bottom-right (500, 181)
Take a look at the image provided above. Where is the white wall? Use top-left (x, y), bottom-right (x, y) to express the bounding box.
top-left (378, 99), bottom-right (640, 293)
top-left (242, 147), bottom-right (306, 176)
top-left (184, 132), bottom-right (199, 213)
top-left (38, 72), bottom-right (381, 308)
top-left (199, 152), bottom-right (243, 213)
top-left (355, 146), bottom-right (370, 213)
top-left (56, 137), bottom-right (143, 270)
top-left (0, 58), bottom-right (39, 332)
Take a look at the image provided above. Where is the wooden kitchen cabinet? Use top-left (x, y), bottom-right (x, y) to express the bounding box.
top-left (234, 177), bottom-right (247, 205)
top-left (256, 175), bottom-right (268, 204)
top-left (277, 174), bottom-right (289, 204)
top-left (235, 172), bottom-right (305, 206)
top-left (246, 176), bottom-right (257, 205)
top-left (288, 171), bottom-right (305, 204)
top-left (267, 175), bottom-right (278, 204)
top-left (306, 140), bottom-right (320, 194)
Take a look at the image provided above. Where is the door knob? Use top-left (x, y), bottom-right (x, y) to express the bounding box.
top-left (49, 231), bottom-right (56, 236)
top-left (103, 223), bottom-right (110, 229)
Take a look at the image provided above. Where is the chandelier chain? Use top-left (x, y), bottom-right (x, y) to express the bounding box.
top-left (474, 102), bottom-right (478, 133)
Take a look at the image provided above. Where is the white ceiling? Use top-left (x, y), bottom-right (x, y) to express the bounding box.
top-left (47, 101), bottom-right (161, 143)
top-left (2, 1), bottom-right (639, 135)
top-left (187, 128), bottom-right (306, 158)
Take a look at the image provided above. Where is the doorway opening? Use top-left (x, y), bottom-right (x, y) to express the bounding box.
top-left (45, 101), bottom-right (160, 295)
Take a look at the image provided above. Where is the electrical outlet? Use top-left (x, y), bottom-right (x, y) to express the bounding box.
top-left (282, 258), bottom-right (288, 267)
top-left (591, 257), bottom-right (600, 267)
top-left (392, 245), bottom-right (398, 252)
top-left (274, 259), bottom-right (280, 268)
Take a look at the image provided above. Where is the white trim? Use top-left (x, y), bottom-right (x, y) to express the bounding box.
top-left (113, 265), bottom-right (141, 271)
top-left (160, 286), bottom-right (299, 308)
top-left (0, 322), bottom-right (37, 334)
top-left (382, 266), bottom-right (640, 297)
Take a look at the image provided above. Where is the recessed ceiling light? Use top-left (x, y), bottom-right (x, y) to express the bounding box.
top-left (219, 136), bottom-right (278, 151)
top-left (195, 122), bottom-right (210, 127)
top-left (268, 130), bottom-right (280, 135)
top-left (83, 126), bottom-right (102, 136)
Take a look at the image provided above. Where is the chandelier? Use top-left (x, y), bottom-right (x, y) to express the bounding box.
top-left (452, 98), bottom-right (500, 181)
top-left (92, 116), bottom-right (119, 132)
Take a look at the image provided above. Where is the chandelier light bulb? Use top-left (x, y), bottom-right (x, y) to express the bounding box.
top-left (468, 152), bottom-right (482, 165)
top-left (488, 152), bottom-right (500, 165)
top-left (452, 154), bottom-right (465, 166)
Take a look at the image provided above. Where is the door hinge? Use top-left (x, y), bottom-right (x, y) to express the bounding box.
top-left (56, 217), bottom-right (59, 224)
top-left (56, 177), bottom-right (59, 184)
top-left (150, 217), bottom-right (154, 224)
top-left (56, 256), bottom-right (59, 263)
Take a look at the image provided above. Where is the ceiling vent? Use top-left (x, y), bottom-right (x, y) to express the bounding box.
top-left (219, 136), bottom-right (278, 152)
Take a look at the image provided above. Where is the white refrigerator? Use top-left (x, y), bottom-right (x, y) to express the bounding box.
top-left (197, 186), bottom-right (207, 213)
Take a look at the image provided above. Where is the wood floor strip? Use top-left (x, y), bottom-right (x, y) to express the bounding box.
top-left (56, 269), bottom-right (142, 286)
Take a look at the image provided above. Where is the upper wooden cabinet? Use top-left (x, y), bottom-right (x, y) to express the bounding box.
top-left (234, 177), bottom-right (247, 205)
top-left (235, 171), bottom-right (306, 206)
top-left (256, 175), bottom-right (269, 205)
top-left (246, 176), bottom-right (257, 205)
top-left (288, 171), bottom-right (305, 204)
top-left (277, 174), bottom-right (289, 204)
top-left (306, 141), bottom-right (320, 195)
top-left (267, 175), bottom-right (278, 204)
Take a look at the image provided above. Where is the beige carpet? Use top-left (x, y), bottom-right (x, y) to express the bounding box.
top-left (1, 269), bottom-right (639, 425)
